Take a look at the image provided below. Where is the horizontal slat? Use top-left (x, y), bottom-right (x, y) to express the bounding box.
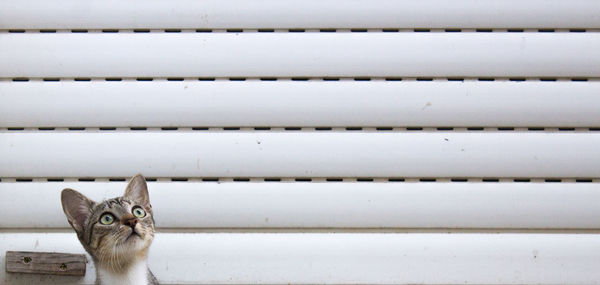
top-left (2, 81), bottom-right (600, 128)
top-left (2, 33), bottom-right (599, 78)
top-left (1, 182), bottom-right (599, 229)
top-left (1, 232), bottom-right (599, 284)
top-left (1, 0), bottom-right (599, 29)
top-left (1, 132), bottom-right (599, 178)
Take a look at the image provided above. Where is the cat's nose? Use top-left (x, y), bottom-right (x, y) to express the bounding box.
top-left (124, 217), bottom-right (138, 228)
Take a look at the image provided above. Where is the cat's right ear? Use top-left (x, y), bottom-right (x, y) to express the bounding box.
top-left (61, 188), bottom-right (95, 234)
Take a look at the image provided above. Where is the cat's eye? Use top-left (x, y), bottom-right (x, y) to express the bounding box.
top-left (99, 213), bottom-right (115, 225)
top-left (132, 206), bottom-right (146, 218)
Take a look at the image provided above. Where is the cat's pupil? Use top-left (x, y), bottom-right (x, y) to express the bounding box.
top-left (100, 214), bottom-right (114, 224)
top-left (133, 207), bottom-right (146, 218)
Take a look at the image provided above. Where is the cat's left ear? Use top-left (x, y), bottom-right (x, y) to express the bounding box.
top-left (124, 174), bottom-right (151, 208)
top-left (61, 188), bottom-right (95, 235)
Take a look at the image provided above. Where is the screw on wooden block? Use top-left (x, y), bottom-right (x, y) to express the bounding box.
top-left (5, 251), bottom-right (86, 276)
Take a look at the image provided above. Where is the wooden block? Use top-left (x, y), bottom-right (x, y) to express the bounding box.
top-left (5, 251), bottom-right (86, 276)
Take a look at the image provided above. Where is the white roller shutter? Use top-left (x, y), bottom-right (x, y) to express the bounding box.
top-left (1, 1), bottom-right (599, 284)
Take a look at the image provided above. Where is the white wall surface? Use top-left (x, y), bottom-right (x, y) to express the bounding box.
top-left (1, 1), bottom-right (599, 284)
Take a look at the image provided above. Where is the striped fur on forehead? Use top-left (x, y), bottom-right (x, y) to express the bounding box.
top-left (103, 197), bottom-right (130, 210)
top-left (101, 196), bottom-right (152, 213)
top-left (97, 197), bottom-right (148, 213)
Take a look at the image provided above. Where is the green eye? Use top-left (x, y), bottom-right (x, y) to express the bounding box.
top-left (99, 213), bottom-right (115, 225)
top-left (132, 207), bottom-right (146, 218)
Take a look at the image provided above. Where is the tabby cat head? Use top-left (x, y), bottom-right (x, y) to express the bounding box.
top-left (61, 174), bottom-right (155, 273)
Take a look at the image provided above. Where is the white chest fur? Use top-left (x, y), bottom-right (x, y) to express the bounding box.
top-left (97, 260), bottom-right (149, 285)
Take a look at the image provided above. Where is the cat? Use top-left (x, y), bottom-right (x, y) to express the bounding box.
top-left (61, 174), bottom-right (159, 285)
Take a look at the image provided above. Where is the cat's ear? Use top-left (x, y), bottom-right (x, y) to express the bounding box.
top-left (61, 188), bottom-right (95, 234)
top-left (124, 174), bottom-right (151, 208)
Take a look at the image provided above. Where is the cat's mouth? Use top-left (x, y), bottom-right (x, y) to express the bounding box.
top-left (126, 228), bottom-right (143, 241)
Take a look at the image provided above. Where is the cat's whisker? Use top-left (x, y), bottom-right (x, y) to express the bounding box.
top-left (60, 174), bottom-right (158, 284)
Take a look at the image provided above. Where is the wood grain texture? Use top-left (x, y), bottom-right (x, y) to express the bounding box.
top-left (5, 251), bottom-right (86, 276)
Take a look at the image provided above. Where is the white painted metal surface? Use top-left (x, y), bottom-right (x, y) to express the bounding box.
top-left (1, 0), bottom-right (599, 29)
top-left (1, 1), bottom-right (599, 284)
top-left (1, 182), bottom-right (600, 229)
top-left (1, 232), bottom-right (600, 284)
top-left (2, 33), bottom-right (599, 78)
top-left (2, 81), bottom-right (600, 128)
top-left (2, 132), bottom-right (600, 178)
